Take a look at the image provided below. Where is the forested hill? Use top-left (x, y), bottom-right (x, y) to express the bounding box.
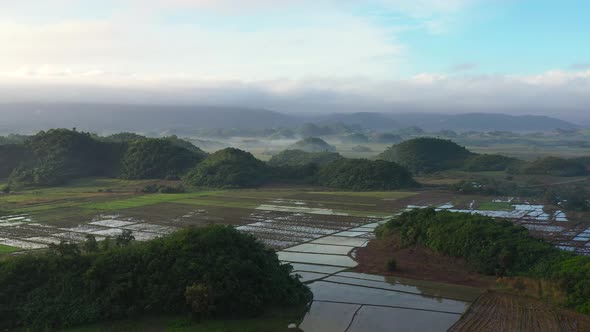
top-left (0, 103), bottom-right (576, 134)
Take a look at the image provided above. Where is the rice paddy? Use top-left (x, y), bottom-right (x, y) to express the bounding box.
top-left (2, 178), bottom-right (589, 331)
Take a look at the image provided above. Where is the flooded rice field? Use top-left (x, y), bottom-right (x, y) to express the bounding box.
top-left (234, 202), bottom-right (482, 332)
top-left (3, 191), bottom-right (589, 330)
top-left (0, 213), bottom-right (179, 250)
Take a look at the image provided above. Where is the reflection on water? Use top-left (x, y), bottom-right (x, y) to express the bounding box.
top-left (300, 272), bottom-right (483, 332)
top-left (336, 272), bottom-right (484, 302)
top-left (309, 281), bottom-right (468, 313)
top-left (299, 301), bottom-right (361, 332)
top-left (278, 252), bottom-right (357, 267)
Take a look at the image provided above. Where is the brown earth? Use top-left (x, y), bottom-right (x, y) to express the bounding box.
top-left (355, 234), bottom-right (495, 288)
top-left (449, 291), bottom-right (590, 332)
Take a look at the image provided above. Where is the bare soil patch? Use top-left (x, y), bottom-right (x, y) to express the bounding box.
top-left (355, 234), bottom-right (495, 288)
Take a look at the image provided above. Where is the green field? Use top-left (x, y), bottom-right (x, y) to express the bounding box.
top-left (478, 201), bottom-right (514, 211)
top-left (0, 244), bottom-right (19, 254)
top-left (0, 177), bottom-right (419, 231)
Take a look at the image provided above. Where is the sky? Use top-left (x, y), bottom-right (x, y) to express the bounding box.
top-left (1, 0), bottom-right (589, 120)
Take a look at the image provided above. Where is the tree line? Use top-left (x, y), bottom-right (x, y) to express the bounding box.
top-left (377, 208), bottom-right (590, 313)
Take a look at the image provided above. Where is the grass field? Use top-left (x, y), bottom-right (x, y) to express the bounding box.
top-left (0, 244), bottom-right (19, 254)
top-left (478, 201), bottom-right (514, 211)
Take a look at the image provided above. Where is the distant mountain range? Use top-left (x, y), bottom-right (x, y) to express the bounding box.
top-left (0, 103), bottom-right (577, 134)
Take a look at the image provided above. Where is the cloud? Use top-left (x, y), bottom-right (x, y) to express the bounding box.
top-left (450, 63), bottom-right (478, 72)
top-left (570, 63), bottom-right (590, 70)
top-left (0, 13), bottom-right (404, 81)
top-left (1, 69), bottom-right (589, 122)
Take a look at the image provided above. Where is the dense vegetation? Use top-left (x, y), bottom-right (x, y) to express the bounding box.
top-left (0, 226), bottom-right (311, 330)
top-left (290, 137), bottom-right (336, 152)
top-left (378, 209), bottom-right (590, 313)
top-left (120, 138), bottom-right (204, 180)
top-left (316, 159), bottom-right (417, 190)
top-left (0, 130), bottom-right (209, 186)
top-left (377, 137), bottom-right (473, 174)
top-left (0, 144), bottom-right (32, 178)
top-left (9, 129), bottom-right (125, 187)
top-left (267, 149), bottom-right (342, 167)
top-left (519, 157), bottom-right (588, 177)
top-left (463, 154), bottom-right (522, 172)
top-left (183, 148), bottom-right (269, 188)
top-left (545, 184), bottom-right (590, 211)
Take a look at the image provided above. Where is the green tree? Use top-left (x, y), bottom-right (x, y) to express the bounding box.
top-left (84, 234), bottom-right (99, 253)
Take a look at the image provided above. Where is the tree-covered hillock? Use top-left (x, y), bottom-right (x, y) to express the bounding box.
top-left (163, 135), bottom-right (208, 157)
top-left (316, 159), bottom-right (417, 190)
top-left (120, 138), bottom-right (204, 180)
top-left (377, 209), bottom-right (590, 313)
top-left (290, 137), bottom-right (336, 152)
top-left (183, 148), bottom-right (269, 188)
top-left (9, 129), bottom-right (125, 187)
top-left (267, 149), bottom-right (342, 167)
top-left (0, 226), bottom-right (311, 330)
top-left (377, 137), bottom-right (473, 174)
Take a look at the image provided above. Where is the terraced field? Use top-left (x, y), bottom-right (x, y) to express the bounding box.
top-left (449, 292), bottom-right (590, 332)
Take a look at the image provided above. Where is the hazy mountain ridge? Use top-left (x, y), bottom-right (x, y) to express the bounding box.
top-left (0, 103), bottom-right (577, 134)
